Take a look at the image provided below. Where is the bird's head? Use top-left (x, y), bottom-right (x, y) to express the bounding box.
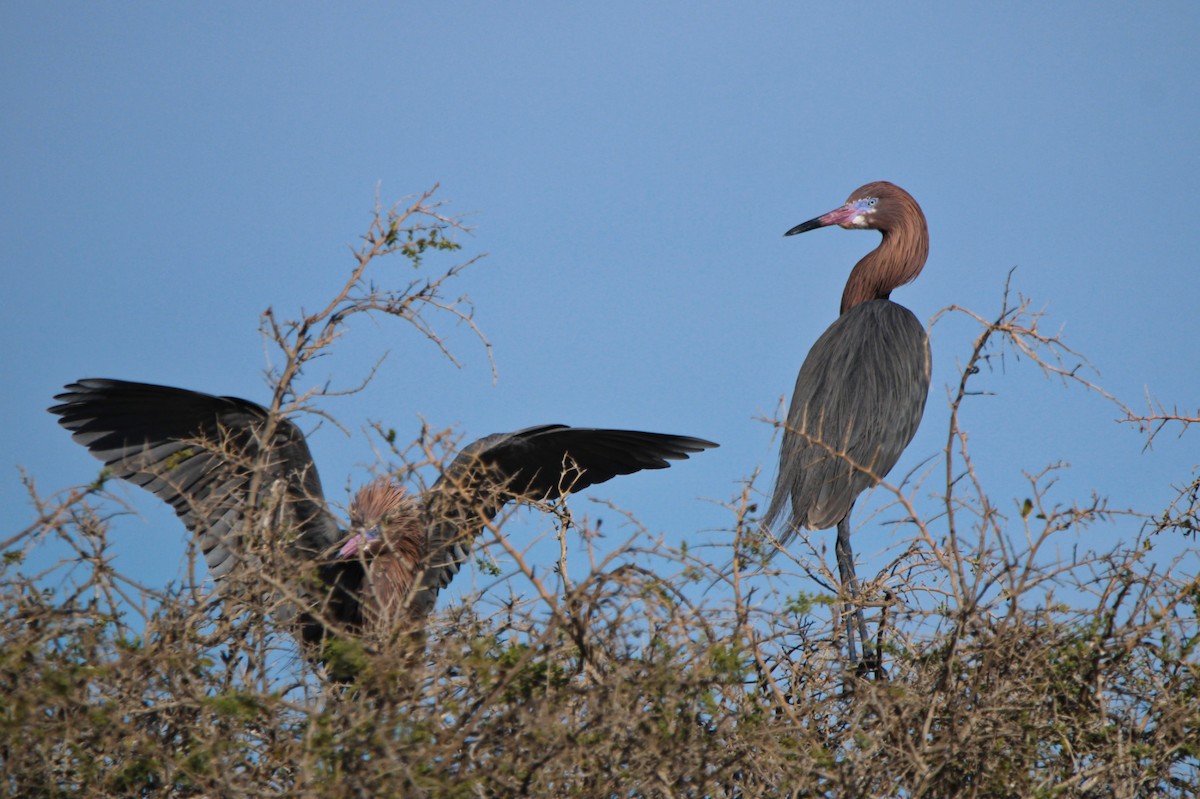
top-left (785, 181), bottom-right (917, 236)
top-left (338, 477), bottom-right (422, 561)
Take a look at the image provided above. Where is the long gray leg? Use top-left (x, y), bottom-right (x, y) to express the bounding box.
top-left (835, 515), bottom-right (875, 668)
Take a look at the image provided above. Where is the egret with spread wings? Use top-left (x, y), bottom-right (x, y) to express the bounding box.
top-left (50, 379), bottom-right (716, 658)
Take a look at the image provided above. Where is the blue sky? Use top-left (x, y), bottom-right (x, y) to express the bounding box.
top-left (3, 5), bottom-right (1197, 608)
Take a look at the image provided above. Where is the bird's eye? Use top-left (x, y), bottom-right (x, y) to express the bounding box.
top-left (866, 198), bottom-right (878, 207)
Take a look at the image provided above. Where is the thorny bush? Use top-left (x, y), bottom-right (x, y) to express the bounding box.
top-left (2, 189), bottom-right (1196, 797)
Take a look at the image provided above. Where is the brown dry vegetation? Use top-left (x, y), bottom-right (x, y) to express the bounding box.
top-left (2, 188), bottom-right (1197, 797)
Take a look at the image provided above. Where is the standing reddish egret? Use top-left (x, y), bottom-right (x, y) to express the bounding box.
top-left (762, 181), bottom-right (930, 667)
top-left (50, 379), bottom-right (716, 668)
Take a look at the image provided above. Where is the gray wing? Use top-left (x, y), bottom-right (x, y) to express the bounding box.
top-left (414, 426), bottom-right (717, 611)
top-left (763, 299), bottom-right (930, 543)
top-left (49, 379), bottom-right (342, 580)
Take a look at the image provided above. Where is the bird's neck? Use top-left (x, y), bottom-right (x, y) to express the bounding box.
top-left (840, 223), bottom-right (929, 315)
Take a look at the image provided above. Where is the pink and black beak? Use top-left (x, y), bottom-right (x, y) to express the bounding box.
top-left (785, 198), bottom-right (873, 236)
top-left (337, 526), bottom-right (384, 559)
